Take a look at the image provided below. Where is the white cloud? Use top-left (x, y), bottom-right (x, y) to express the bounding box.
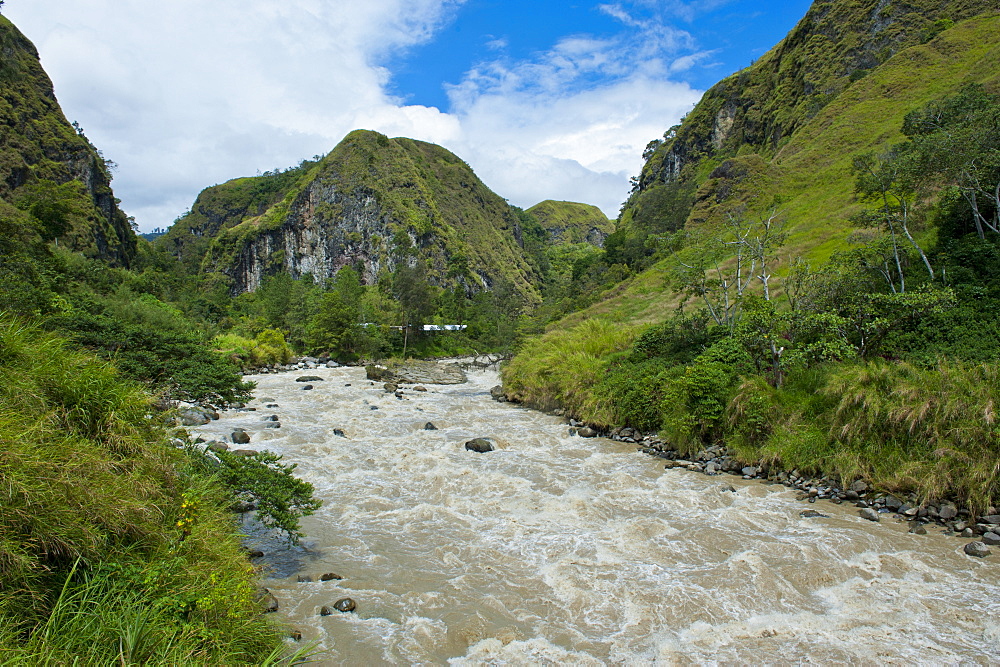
top-left (4, 0), bottom-right (702, 230)
top-left (5, 0), bottom-right (468, 229)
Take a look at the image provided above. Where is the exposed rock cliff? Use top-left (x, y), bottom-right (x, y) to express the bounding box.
top-left (165, 130), bottom-right (541, 300)
top-left (0, 16), bottom-right (136, 266)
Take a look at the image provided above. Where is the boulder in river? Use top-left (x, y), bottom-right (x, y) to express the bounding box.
top-left (297, 376), bottom-right (324, 382)
top-left (302, 384), bottom-right (314, 391)
top-left (260, 591), bottom-right (279, 613)
top-left (178, 407), bottom-right (212, 426)
top-left (320, 572), bottom-right (343, 581)
top-left (859, 508), bottom-right (881, 522)
top-left (465, 438), bottom-right (494, 453)
top-left (333, 598), bottom-right (357, 613)
top-left (577, 427), bottom-right (597, 438)
top-left (964, 541), bottom-right (991, 558)
top-left (982, 532), bottom-right (1000, 546)
top-left (424, 422), bottom-right (437, 430)
top-left (233, 449), bottom-right (257, 457)
top-left (232, 430), bottom-right (251, 444)
top-left (384, 383), bottom-right (398, 393)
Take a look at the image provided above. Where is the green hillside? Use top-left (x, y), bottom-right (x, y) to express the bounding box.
top-left (162, 130), bottom-right (543, 303)
top-left (562, 9), bottom-right (1000, 326)
top-left (526, 200), bottom-right (614, 246)
top-left (503, 3), bottom-right (1000, 512)
top-left (0, 16), bottom-right (135, 266)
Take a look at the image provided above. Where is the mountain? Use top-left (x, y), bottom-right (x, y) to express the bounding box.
top-left (577, 1), bottom-right (1000, 325)
top-left (0, 16), bottom-right (136, 266)
top-left (613, 0), bottom-right (998, 269)
top-left (526, 200), bottom-right (614, 247)
top-left (160, 130), bottom-right (542, 301)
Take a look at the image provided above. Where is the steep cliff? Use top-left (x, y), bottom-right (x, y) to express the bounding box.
top-left (617, 0), bottom-right (998, 257)
top-left (164, 130), bottom-right (541, 300)
top-left (526, 200), bottom-right (614, 248)
top-left (0, 16), bottom-right (136, 266)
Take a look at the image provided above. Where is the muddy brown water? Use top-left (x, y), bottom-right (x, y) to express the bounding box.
top-left (190, 363), bottom-right (1000, 664)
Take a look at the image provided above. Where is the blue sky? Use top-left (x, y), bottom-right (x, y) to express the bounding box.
top-left (389, 0), bottom-right (811, 110)
top-left (5, 0), bottom-right (812, 231)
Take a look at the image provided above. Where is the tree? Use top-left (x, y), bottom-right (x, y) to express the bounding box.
top-left (392, 259), bottom-right (434, 357)
top-left (678, 204), bottom-right (786, 330)
top-left (853, 148), bottom-right (934, 286)
top-left (900, 84), bottom-right (1000, 240)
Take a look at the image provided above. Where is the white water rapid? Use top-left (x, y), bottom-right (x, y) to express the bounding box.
top-left (190, 363), bottom-right (1000, 664)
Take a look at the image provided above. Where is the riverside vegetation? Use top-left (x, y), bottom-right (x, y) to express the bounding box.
top-left (2, 0), bottom-right (1000, 661)
top-left (504, 8), bottom-right (1000, 519)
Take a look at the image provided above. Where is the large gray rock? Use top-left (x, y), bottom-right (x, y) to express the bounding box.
top-left (982, 532), bottom-right (1000, 546)
top-left (297, 375), bottom-right (324, 382)
top-left (939, 503), bottom-right (958, 520)
top-left (964, 541), bottom-right (991, 558)
top-left (178, 407), bottom-right (212, 426)
top-left (232, 429), bottom-right (251, 444)
top-left (577, 427), bottom-right (598, 438)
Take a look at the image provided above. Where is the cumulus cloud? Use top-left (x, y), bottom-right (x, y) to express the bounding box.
top-left (5, 0), bottom-right (703, 230)
top-left (6, 0), bottom-right (467, 229)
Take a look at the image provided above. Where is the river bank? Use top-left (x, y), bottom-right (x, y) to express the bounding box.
top-left (185, 360), bottom-right (1000, 663)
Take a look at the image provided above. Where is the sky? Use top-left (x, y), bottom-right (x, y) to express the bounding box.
top-left (4, 0), bottom-right (812, 232)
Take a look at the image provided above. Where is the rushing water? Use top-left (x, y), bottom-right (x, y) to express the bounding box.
top-left (191, 363), bottom-right (1000, 664)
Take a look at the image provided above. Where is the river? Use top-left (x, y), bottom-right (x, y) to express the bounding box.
top-left (190, 362), bottom-right (1000, 664)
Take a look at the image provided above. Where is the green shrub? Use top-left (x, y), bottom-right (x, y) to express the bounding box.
top-left (0, 317), bottom-right (289, 661)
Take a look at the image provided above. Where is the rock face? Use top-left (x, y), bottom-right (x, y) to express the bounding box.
top-left (0, 17), bottom-right (137, 267)
top-left (370, 361), bottom-right (467, 385)
top-left (161, 130), bottom-right (541, 302)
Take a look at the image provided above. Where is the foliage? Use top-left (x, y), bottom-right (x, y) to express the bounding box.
top-left (0, 317), bottom-right (287, 661)
top-left (201, 450), bottom-right (321, 544)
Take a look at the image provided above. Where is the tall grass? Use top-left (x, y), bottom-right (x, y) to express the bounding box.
top-left (0, 316), bottom-right (292, 662)
top-left (728, 360), bottom-right (1000, 511)
top-left (501, 318), bottom-right (640, 424)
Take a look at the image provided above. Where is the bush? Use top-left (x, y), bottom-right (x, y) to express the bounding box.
top-left (0, 317), bottom-right (287, 661)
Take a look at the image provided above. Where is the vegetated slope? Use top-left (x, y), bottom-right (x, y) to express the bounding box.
top-left (162, 130), bottom-right (542, 301)
top-left (564, 8), bottom-right (1000, 326)
top-left (0, 16), bottom-right (135, 266)
top-left (526, 200), bottom-right (614, 247)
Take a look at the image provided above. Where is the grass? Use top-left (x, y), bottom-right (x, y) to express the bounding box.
top-left (0, 316), bottom-right (294, 663)
top-left (502, 318), bottom-right (641, 423)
